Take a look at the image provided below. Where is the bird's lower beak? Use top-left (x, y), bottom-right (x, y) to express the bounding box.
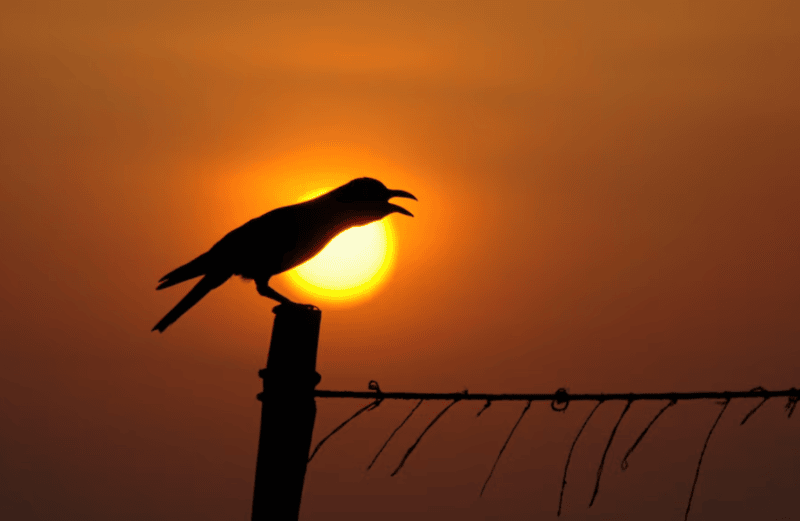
top-left (388, 189), bottom-right (417, 201)
top-left (388, 203), bottom-right (414, 217)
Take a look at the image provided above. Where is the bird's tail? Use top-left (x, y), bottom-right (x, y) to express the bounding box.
top-left (156, 253), bottom-right (209, 290)
top-left (152, 274), bottom-right (229, 333)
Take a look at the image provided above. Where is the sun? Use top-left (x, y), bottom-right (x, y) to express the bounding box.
top-left (284, 188), bottom-right (397, 303)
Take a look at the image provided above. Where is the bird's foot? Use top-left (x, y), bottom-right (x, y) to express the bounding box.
top-left (255, 279), bottom-right (292, 302)
top-left (254, 279), bottom-right (318, 311)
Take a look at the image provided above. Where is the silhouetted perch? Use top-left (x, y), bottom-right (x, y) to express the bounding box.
top-left (252, 304), bottom-right (322, 521)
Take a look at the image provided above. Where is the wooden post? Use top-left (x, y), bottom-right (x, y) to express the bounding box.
top-left (252, 304), bottom-right (322, 521)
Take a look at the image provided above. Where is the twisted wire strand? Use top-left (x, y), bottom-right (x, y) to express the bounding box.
top-left (589, 400), bottom-right (633, 507)
top-left (558, 400), bottom-right (603, 517)
top-left (390, 399), bottom-right (460, 477)
top-left (621, 399), bottom-right (677, 470)
top-left (308, 399), bottom-right (381, 462)
top-left (480, 400), bottom-right (533, 497)
top-left (367, 399), bottom-right (424, 471)
top-left (684, 398), bottom-right (730, 521)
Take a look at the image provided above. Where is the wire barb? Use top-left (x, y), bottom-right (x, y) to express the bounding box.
top-left (621, 399), bottom-right (677, 470)
top-left (390, 399), bottom-right (460, 477)
top-left (480, 400), bottom-right (533, 497)
top-left (684, 398), bottom-right (730, 521)
top-left (589, 399), bottom-right (633, 507)
top-left (367, 399), bottom-right (424, 471)
top-left (558, 400), bottom-right (603, 517)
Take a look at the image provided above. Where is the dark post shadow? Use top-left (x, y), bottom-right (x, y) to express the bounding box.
top-left (251, 304), bottom-right (322, 521)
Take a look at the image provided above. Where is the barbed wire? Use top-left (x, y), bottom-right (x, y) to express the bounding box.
top-left (308, 381), bottom-right (800, 521)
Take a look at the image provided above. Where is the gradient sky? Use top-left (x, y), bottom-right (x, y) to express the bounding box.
top-left (2, 2), bottom-right (800, 520)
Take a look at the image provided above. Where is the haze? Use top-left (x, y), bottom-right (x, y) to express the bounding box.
top-left (2, 2), bottom-right (799, 520)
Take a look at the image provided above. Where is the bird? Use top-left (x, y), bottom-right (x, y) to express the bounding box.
top-left (152, 177), bottom-right (416, 332)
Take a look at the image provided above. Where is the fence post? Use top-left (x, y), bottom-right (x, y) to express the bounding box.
top-left (252, 304), bottom-right (322, 521)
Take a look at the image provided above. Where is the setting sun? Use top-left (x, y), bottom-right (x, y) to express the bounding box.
top-left (285, 188), bottom-right (397, 303)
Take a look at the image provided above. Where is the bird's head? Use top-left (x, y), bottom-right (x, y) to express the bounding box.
top-left (332, 178), bottom-right (417, 223)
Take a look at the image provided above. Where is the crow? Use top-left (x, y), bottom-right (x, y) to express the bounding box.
top-left (152, 178), bottom-right (416, 332)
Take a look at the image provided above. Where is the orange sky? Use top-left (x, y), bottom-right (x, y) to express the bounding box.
top-left (2, 2), bottom-right (800, 520)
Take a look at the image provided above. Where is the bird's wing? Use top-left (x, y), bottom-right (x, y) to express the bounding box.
top-left (223, 207), bottom-right (302, 277)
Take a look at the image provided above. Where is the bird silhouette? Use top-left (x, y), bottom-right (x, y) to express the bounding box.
top-left (152, 178), bottom-right (416, 332)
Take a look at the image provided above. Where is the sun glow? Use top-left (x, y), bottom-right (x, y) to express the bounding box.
top-left (285, 188), bottom-right (397, 303)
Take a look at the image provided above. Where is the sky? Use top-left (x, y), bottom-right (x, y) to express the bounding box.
top-left (2, 1), bottom-right (799, 520)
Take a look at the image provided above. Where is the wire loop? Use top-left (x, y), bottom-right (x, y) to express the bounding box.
top-left (551, 388), bottom-right (570, 412)
top-left (368, 380), bottom-right (384, 408)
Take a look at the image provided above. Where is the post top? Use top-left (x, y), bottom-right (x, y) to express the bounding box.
top-left (272, 303), bottom-right (321, 316)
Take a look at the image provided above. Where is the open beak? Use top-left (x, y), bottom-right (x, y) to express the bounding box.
top-left (387, 189), bottom-right (417, 217)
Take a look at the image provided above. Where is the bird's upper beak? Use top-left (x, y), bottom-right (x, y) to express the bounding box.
top-left (387, 189), bottom-right (417, 217)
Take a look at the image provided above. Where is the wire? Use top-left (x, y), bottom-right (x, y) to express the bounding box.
top-left (558, 400), bottom-right (603, 517)
top-left (480, 400), bottom-right (532, 497)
